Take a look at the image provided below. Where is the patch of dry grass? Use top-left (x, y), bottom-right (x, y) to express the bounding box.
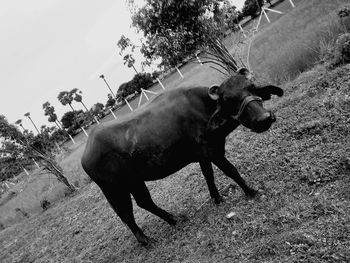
top-left (1, 1), bottom-right (350, 262)
top-left (247, 0), bottom-right (350, 83)
top-left (0, 62), bottom-right (349, 263)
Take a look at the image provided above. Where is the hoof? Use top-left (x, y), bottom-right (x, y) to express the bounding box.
top-left (136, 234), bottom-right (151, 246)
top-left (168, 213), bottom-right (188, 226)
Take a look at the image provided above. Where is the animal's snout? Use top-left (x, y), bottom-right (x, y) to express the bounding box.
top-left (252, 111), bottom-right (276, 133)
top-left (257, 111), bottom-right (275, 123)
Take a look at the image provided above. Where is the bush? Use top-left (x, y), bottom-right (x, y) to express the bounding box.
top-left (332, 33), bottom-right (350, 66)
top-left (337, 4), bottom-right (350, 18)
top-left (15, 208), bottom-right (29, 218)
top-left (40, 199), bottom-right (51, 211)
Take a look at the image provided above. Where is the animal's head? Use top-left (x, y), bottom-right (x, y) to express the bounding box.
top-left (208, 68), bottom-right (283, 133)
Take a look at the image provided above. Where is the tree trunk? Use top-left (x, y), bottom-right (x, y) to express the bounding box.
top-left (80, 101), bottom-right (94, 122)
top-left (132, 64), bottom-right (138, 74)
top-left (54, 121), bottom-right (61, 129)
top-left (80, 101), bottom-right (89, 112)
top-left (28, 117), bottom-right (40, 134)
top-left (68, 103), bottom-right (75, 112)
top-left (42, 157), bottom-right (76, 192)
top-left (31, 146), bottom-right (76, 192)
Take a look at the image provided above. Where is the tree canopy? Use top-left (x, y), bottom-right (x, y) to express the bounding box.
top-left (43, 101), bottom-right (59, 125)
top-left (60, 110), bottom-right (90, 135)
top-left (116, 72), bottom-right (154, 100)
top-left (242, 0), bottom-right (264, 18)
top-left (130, 0), bottom-right (240, 69)
top-left (105, 93), bottom-right (116, 108)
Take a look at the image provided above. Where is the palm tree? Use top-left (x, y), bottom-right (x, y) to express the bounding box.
top-left (70, 89), bottom-right (89, 112)
top-left (99, 74), bottom-right (116, 99)
top-left (24, 112), bottom-right (40, 134)
top-left (15, 119), bottom-right (25, 131)
top-left (43, 101), bottom-right (62, 129)
top-left (57, 91), bottom-right (75, 112)
top-left (123, 54), bottom-right (138, 74)
top-left (70, 89), bottom-right (95, 122)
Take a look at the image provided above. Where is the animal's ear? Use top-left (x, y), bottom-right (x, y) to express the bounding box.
top-left (237, 67), bottom-right (253, 80)
top-left (253, 85), bottom-right (284, 100)
top-left (208, 84), bottom-right (220, 100)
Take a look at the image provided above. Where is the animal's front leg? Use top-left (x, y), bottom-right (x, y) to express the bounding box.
top-left (212, 156), bottom-right (258, 198)
top-left (199, 160), bottom-right (223, 204)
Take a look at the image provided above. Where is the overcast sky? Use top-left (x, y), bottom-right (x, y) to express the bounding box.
top-left (0, 0), bottom-right (245, 133)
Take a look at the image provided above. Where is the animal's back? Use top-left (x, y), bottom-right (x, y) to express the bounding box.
top-left (81, 86), bottom-right (207, 181)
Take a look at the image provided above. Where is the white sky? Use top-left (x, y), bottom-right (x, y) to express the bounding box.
top-left (0, 0), bottom-right (245, 133)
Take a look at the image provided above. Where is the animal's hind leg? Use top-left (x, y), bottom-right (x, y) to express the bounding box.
top-left (95, 179), bottom-right (150, 245)
top-left (130, 181), bottom-right (178, 225)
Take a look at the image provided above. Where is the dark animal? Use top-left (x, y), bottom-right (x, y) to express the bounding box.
top-left (81, 69), bottom-right (283, 245)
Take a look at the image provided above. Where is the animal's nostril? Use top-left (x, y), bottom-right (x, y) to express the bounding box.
top-left (261, 112), bottom-right (271, 120)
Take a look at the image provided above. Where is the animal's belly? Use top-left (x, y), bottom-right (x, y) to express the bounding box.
top-left (140, 159), bottom-right (192, 181)
top-left (131, 143), bottom-right (201, 181)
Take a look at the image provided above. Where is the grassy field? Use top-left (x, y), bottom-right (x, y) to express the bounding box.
top-left (1, 0), bottom-right (350, 262)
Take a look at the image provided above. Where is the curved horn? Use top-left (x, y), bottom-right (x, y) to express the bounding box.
top-left (262, 85), bottom-right (284, 97)
top-left (253, 85), bottom-right (284, 100)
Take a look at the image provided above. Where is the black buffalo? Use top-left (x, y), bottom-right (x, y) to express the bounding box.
top-left (81, 69), bottom-right (283, 245)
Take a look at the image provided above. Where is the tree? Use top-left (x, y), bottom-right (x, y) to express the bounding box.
top-left (61, 111), bottom-right (77, 130)
top-left (24, 112), bottom-right (40, 134)
top-left (116, 73), bottom-right (154, 100)
top-left (70, 88), bottom-right (89, 112)
top-left (130, 0), bottom-right (240, 69)
top-left (42, 101), bottom-right (62, 129)
top-left (105, 93), bottom-right (116, 108)
top-left (91, 102), bottom-right (104, 118)
top-left (99, 75), bottom-right (117, 98)
top-left (57, 91), bottom-right (75, 111)
top-left (242, 0), bottom-right (264, 18)
top-left (61, 110), bottom-right (90, 134)
top-left (15, 119), bottom-right (26, 132)
top-left (123, 54), bottom-right (138, 74)
top-left (0, 115), bottom-right (75, 190)
top-left (117, 35), bottom-right (138, 74)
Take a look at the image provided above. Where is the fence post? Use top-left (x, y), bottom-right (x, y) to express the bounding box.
top-left (68, 134), bottom-right (76, 145)
top-left (82, 127), bottom-right (88, 137)
top-left (156, 78), bottom-right (166, 90)
top-left (23, 168), bottom-right (29, 176)
top-left (175, 66), bottom-right (184, 78)
top-left (32, 158), bottom-right (40, 169)
top-left (109, 109), bottom-right (117, 119)
top-left (125, 99), bottom-right (133, 111)
top-left (94, 116), bottom-right (100, 124)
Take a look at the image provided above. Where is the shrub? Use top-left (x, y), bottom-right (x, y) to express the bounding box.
top-left (337, 4), bottom-right (350, 18)
top-left (15, 208), bottom-right (29, 218)
top-left (332, 33), bottom-right (350, 66)
top-left (40, 199), bottom-right (51, 211)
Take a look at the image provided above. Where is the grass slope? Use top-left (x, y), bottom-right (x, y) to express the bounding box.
top-left (1, 62), bottom-right (349, 262)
